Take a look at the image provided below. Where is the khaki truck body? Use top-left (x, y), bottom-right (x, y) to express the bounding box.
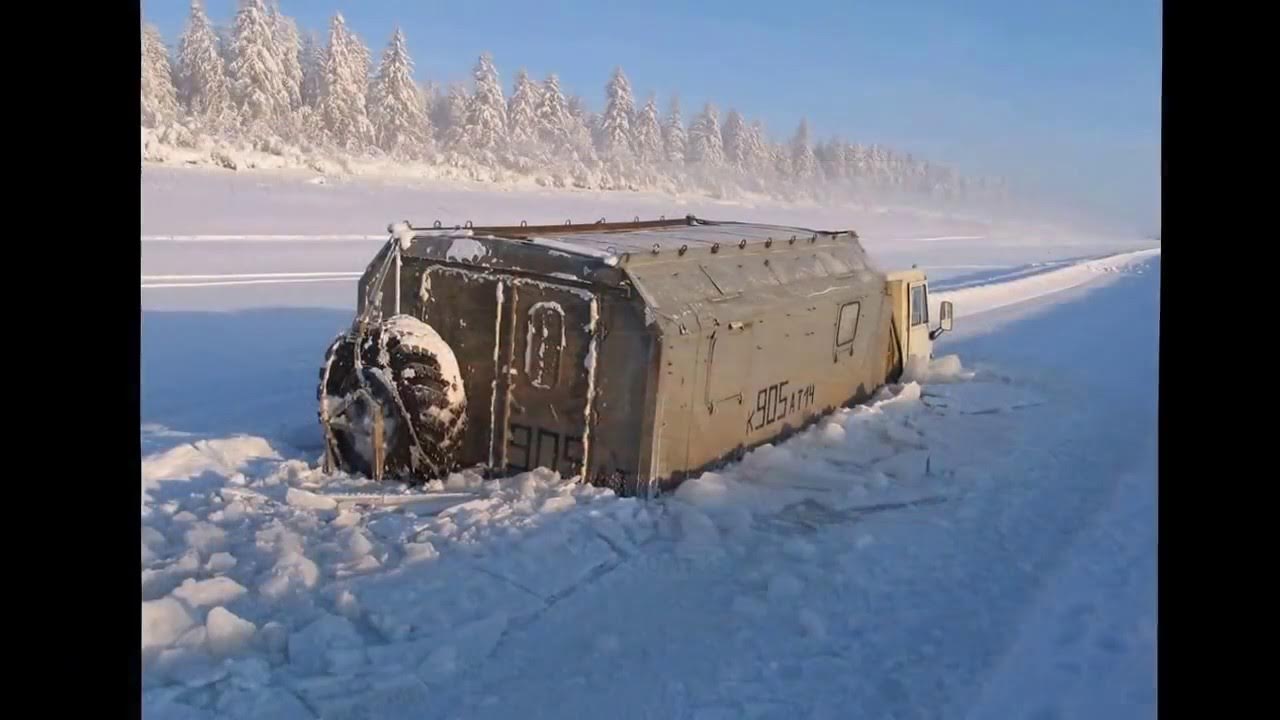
top-left (318, 216), bottom-right (952, 497)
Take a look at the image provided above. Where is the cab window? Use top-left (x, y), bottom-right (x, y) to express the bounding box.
top-left (910, 284), bottom-right (928, 326)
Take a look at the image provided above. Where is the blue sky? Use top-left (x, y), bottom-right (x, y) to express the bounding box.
top-left (145, 1), bottom-right (1161, 233)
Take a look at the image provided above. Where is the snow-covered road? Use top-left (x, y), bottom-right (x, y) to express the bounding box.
top-left (141, 168), bottom-right (1158, 719)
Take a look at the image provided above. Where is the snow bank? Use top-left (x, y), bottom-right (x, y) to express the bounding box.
top-left (141, 436), bottom-right (280, 505)
top-left (903, 354), bottom-right (976, 384)
top-left (932, 248), bottom-right (1160, 320)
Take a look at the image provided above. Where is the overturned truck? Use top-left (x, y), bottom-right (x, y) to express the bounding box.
top-left (318, 216), bottom-right (953, 497)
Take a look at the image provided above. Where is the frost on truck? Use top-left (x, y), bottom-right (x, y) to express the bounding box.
top-left (318, 216), bottom-right (953, 497)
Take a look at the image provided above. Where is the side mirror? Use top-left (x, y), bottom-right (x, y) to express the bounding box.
top-left (929, 301), bottom-right (954, 340)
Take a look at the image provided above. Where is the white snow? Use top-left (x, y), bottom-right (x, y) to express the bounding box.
top-left (206, 606), bottom-right (257, 657)
top-left (140, 169), bottom-right (1157, 719)
top-left (445, 236), bottom-right (488, 262)
top-left (931, 248), bottom-right (1159, 320)
top-left (171, 577), bottom-right (248, 610)
top-left (142, 598), bottom-right (199, 658)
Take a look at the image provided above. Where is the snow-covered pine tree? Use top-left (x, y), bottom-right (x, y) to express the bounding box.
top-left (633, 95), bottom-right (663, 164)
top-left (720, 109), bottom-right (747, 171)
top-left (663, 96), bottom-right (686, 165)
top-left (596, 67), bottom-right (635, 157)
top-left (369, 27), bottom-right (431, 159)
top-left (565, 95), bottom-right (598, 161)
top-left (317, 13), bottom-right (374, 151)
top-left (742, 120), bottom-right (769, 175)
top-left (816, 137), bottom-right (844, 183)
top-left (507, 69), bottom-right (540, 148)
top-left (771, 142), bottom-right (792, 181)
top-left (227, 0), bottom-right (291, 133)
top-left (141, 24), bottom-right (180, 128)
top-left (300, 31), bottom-right (324, 108)
top-left (789, 118), bottom-right (817, 182)
top-left (535, 74), bottom-right (572, 150)
top-left (217, 24), bottom-right (235, 67)
top-left (176, 1), bottom-right (233, 131)
top-left (436, 84), bottom-right (470, 149)
top-left (267, 2), bottom-right (303, 111)
top-left (462, 53), bottom-right (508, 155)
top-left (687, 104), bottom-right (724, 167)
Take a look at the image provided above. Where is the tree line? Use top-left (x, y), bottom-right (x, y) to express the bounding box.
top-left (142, 1), bottom-right (1010, 207)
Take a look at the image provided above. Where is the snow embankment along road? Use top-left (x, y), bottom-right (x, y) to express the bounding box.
top-left (143, 235), bottom-right (388, 243)
top-left (931, 247), bottom-right (1160, 320)
top-left (142, 272), bottom-right (364, 289)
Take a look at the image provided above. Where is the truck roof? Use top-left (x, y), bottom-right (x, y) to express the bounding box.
top-left (391, 216), bottom-right (881, 316)
top-left (404, 215), bottom-right (852, 256)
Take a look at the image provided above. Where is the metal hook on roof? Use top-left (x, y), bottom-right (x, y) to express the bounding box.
top-left (433, 220), bottom-right (442, 229)
top-left (464, 220), bottom-right (474, 228)
top-left (711, 243), bottom-right (721, 254)
top-left (678, 244), bottom-right (688, 256)
top-left (634, 216), bottom-right (640, 222)
top-left (659, 215), bottom-right (666, 221)
top-left (565, 219), bottom-right (572, 225)
top-left (596, 217), bottom-right (607, 224)
top-left (765, 238), bottom-right (773, 248)
top-left (789, 235), bottom-right (797, 245)
top-left (738, 238), bottom-right (747, 249)
top-left (652, 243), bottom-right (661, 255)
top-left (520, 220), bottom-right (528, 227)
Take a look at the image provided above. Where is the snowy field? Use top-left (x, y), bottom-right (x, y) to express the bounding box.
top-left (141, 166), bottom-right (1159, 719)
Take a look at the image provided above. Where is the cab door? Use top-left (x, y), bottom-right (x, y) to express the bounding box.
top-left (905, 281), bottom-right (932, 360)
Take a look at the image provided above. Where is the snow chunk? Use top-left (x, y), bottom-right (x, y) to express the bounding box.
top-left (820, 422), bottom-right (847, 446)
top-left (288, 613), bottom-right (365, 676)
top-left (331, 510), bottom-right (362, 528)
top-left (285, 487), bottom-right (338, 511)
top-left (142, 526), bottom-right (168, 551)
top-left (183, 522), bottom-right (228, 557)
top-left (205, 552), bottom-right (237, 574)
top-left (206, 606), bottom-right (257, 657)
top-left (343, 528), bottom-right (376, 558)
top-left (367, 514), bottom-right (412, 543)
top-left (446, 236), bottom-right (489, 262)
top-left (903, 353), bottom-right (975, 384)
top-left (225, 657), bottom-right (272, 689)
top-left (391, 221), bottom-right (415, 250)
top-left (673, 471), bottom-right (740, 510)
top-left (259, 551), bottom-right (321, 601)
top-left (403, 541), bottom-right (440, 564)
top-left (172, 577), bottom-right (248, 610)
top-left (155, 647), bottom-right (228, 689)
top-left (540, 495), bottom-right (576, 513)
top-left (142, 598), bottom-right (198, 656)
top-left (142, 436), bottom-right (280, 503)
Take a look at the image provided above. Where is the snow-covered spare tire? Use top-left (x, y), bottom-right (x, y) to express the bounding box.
top-left (319, 315), bottom-right (467, 480)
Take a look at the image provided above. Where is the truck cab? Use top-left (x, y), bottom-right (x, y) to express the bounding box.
top-left (885, 268), bottom-right (953, 368)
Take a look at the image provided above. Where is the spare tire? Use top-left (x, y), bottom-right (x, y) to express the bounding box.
top-left (319, 315), bottom-right (467, 481)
